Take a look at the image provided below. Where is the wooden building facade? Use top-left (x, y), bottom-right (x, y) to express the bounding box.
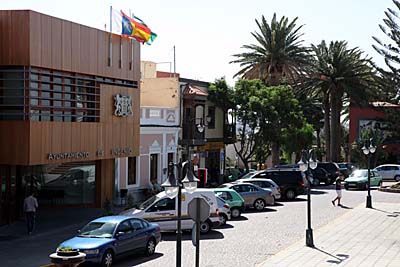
top-left (0, 10), bottom-right (141, 225)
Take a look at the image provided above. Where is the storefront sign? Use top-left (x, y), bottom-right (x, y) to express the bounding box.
top-left (111, 147), bottom-right (133, 156)
top-left (48, 152), bottom-right (89, 160)
top-left (114, 94), bottom-right (133, 117)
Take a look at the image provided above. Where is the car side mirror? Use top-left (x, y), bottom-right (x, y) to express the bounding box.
top-left (116, 231), bottom-right (125, 238)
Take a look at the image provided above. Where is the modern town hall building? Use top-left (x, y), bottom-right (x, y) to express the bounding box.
top-left (0, 10), bottom-right (141, 225)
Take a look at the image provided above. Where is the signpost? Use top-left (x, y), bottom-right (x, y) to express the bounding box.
top-left (188, 197), bottom-right (210, 267)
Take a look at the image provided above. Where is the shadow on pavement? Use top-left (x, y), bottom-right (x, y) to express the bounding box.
top-left (313, 247), bottom-right (349, 264)
top-left (217, 223), bottom-right (234, 229)
top-left (338, 204), bottom-right (353, 209)
top-left (161, 230), bottom-right (224, 242)
top-left (243, 208), bottom-right (277, 214)
top-left (231, 215), bottom-right (248, 221)
top-left (372, 208), bottom-right (399, 217)
top-left (81, 252), bottom-right (164, 267)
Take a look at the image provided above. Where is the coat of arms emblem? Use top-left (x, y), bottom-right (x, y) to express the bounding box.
top-left (114, 94), bottom-right (133, 117)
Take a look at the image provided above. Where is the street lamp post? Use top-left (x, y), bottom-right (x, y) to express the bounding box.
top-left (161, 155), bottom-right (199, 267)
top-left (298, 149), bottom-right (318, 248)
top-left (362, 138), bottom-right (376, 209)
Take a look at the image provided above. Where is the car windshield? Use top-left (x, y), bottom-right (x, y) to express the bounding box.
top-left (78, 222), bottom-right (116, 238)
top-left (350, 170), bottom-right (368, 178)
top-left (338, 163), bottom-right (347, 169)
top-left (138, 195), bottom-right (159, 210)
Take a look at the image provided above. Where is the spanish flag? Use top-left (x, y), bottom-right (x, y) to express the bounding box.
top-left (111, 8), bottom-right (157, 45)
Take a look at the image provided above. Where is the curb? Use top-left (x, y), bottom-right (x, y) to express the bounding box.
top-left (378, 186), bottom-right (400, 193)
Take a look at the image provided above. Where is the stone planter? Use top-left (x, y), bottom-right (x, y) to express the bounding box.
top-left (49, 252), bottom-right (86, 267)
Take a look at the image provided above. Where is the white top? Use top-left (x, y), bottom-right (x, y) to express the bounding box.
top-left (24, 195), bottom-right (38, 212)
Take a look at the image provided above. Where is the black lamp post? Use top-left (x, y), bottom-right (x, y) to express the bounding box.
top-left (362, 138), bottom-right (376, 209)
top-left (298, 149), bottom-right (318, 248)
top-left (161, 155), bottom-right (198, 267)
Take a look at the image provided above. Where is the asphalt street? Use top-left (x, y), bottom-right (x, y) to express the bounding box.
top-left (0, 182), bottom-right (398, 267)
top-left (111, 182), bottom-right (400, 267)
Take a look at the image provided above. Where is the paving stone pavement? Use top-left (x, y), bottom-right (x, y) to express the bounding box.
top-left (258, 202), bottom-right (400, 267)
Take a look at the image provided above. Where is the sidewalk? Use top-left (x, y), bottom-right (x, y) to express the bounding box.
top-left (258, 202), bottom-right (400, 267)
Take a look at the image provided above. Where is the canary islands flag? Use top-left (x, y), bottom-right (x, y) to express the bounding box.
top-left (111, 8), bottom-right (157, 45)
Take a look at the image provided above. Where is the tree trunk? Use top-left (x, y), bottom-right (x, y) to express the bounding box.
top-left (271, 141), bottom-right (280, 166)
top-left (329, 91), bottom-right (341, 162)
top-left (323, 94), bottom-right (331, 161)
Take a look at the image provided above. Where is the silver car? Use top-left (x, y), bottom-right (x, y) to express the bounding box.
top-left (375, 164), bottom-right (400, 181)
top-left (218, 182), bottom-right (274, 211)
top-left (216, 196), bottom-right (231, 226)
top-left (236, 178), bottom-right (281, 200)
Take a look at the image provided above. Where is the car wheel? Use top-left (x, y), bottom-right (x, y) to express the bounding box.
top-left (231, 208), bottom-right (241, 218)
top-left (102, 249), bottom-right (114, 267)
top-left (344, 184), bottom-right (349, 190)
top-left (313, 178), bottom-right (320, 186)
top-left (285, 189), bottom-right (296, 200)
top-left (395, 175), bottom-right (400, 182)
top-left (253, 199), bottom-right (265, 211)
top-left (199, 220), bottom-right (211, 234)
top-left (326, 178), bottom-right (332, 185)
top-left (219, 214), bottom-right (227, 226)
top-left (145, 238), bottom-right (156, 256)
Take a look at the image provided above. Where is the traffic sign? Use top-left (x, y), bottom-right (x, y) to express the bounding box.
top-left (188, 197), bottom-right (210, 222)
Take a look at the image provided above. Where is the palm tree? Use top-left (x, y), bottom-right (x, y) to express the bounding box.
top-left (306, 41), bottom-right (376, 162)
top-left (230, 13), bottom-right (311, 165)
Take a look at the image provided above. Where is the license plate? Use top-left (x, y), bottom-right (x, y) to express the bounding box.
top-left (348, 183), bottom-right (356, 186)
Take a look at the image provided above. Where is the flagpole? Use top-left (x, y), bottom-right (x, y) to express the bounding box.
top-left (173, 45), bottom-right (176, 77)
top-left (109, 6), bottom-right (113, 67)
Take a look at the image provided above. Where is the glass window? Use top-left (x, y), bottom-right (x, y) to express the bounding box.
top-left (54, 77), bottom-right (62, 84)
top-left (148, 198), bottom-right (175, 212)
top-left (30, 82), bottom-right (39, 89)
top-left (40, 110), bottom-right (50, 121)
top-left (38, 163), bottom-right (96, 205)
top-left (30, 73), bottom-right (39, 81)
top-left (42, 83), bottom-right (50, 91)
top-left (64, 111), bottom-right (71, 122)
top-left (30, 110), bottom-right (39, 121)
top-left (128, 157), bottom-right (137, 185)
top-left (54, 111), bottom-right (63, 122)
top-left (64, 86), bottom-right (71, 93)
top-left (150, 154), bottom-right (158, 184)
top-left (41, 75), bottom-right (50, 83)
top-left (30, 98), bottom-right (38, 106)
top-left (54, 85), bottom-right (62, 92)
top-left (207, 106), bottom-right (215, 129)
top-left (130, 219), bottom-right (144, 231)
top-left (116, 220), bottom-right (132, 234)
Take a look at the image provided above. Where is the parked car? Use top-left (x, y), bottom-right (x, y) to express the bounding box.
top-left (216, 196), bottom-right (231, 225)
top-left (375, 164), bottom-right (400, 181)
top-left (317, 162), bottom-right (340, 183)
top-left (270, 164), bottom-right (331, 186)
top-left (337, 162), bottom-right (358, 177)
top-left (235, 177), bottom-right (281, 200)
top-left (213, 188), bottom-right (245, 218)
top-left (249, 169), bottom-right (307, 200)
top-left (121, 189), bottom-right (220, 234)
top-left (56, 216), bottom-right (161, 267)
top-left (344, 169), bottom-right (383, 190)
top-left (218, 182), bottom-right (274, 210)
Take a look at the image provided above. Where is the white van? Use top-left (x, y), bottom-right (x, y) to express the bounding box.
top-left (121, 188), bottom-right (220, 234)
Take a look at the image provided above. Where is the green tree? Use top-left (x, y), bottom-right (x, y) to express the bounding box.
top-left (373, 0), bottom-right (400, 103)
top-left (230, 13), bottom-right (311, 165)
top-left (305, 40), bottom-right (376, 162)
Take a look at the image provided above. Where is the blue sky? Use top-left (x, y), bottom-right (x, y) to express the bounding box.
top-left (2, 0), bottom-right (395, 86)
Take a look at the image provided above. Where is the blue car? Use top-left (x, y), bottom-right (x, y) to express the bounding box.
top-left (57, 216), bottom-right (161, 267)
